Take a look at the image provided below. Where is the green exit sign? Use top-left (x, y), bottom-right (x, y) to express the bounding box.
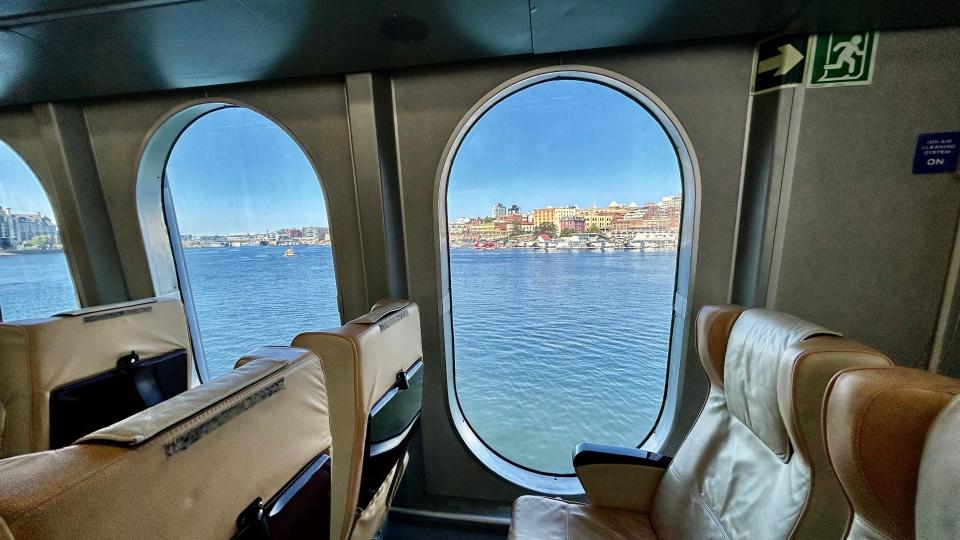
top-left (808, 32), bottom-right (879, 88)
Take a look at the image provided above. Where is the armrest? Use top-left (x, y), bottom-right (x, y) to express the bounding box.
top-left (573, 442), bottom-right (672, 514)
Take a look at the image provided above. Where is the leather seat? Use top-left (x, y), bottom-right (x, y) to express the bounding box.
top-left (292, 300), bottom-right (423, 540)
top-left (0, 297), bottom-right (194, 458)
top-left (823, 367), bottom-right (960, 539)
top-left (0, 346), bottom-right (333, 539)
top-left (509, 305), bottom-right (893, 540)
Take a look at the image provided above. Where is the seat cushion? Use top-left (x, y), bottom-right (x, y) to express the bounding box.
top-left (509, 496), bottom-right (657, 540)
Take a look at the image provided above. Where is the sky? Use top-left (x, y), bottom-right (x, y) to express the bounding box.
top-left (165, 108), bottom-right (328, 235)
top-left (448, 79), bottom-right (682, 219)
top-left (0, 142), bottom-right (57, 221)
top-left (1, 79), bottom-right (683, 235)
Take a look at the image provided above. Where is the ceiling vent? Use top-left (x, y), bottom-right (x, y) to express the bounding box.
top-left (380, 14), bottom-right (430, 43)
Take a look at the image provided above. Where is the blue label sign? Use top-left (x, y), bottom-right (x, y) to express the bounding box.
top-left (913, 132), bottom-right (960, 174)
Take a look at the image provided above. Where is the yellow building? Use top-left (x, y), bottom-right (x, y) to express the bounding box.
top-left (583, 213), bottom-right (614, 230)
top-left (532, 207), bottom-right (556, 228)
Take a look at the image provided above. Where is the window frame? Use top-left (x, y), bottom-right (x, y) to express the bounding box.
top-left (137, 102), bottom-right (340, 383)
top-left (435, 66), bottom-right (701, 493)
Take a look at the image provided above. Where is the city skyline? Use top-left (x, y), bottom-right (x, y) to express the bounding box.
top-left (451, 194), bottom-right (682, 222)
top-left (179, 224), bottom-right (329, 238)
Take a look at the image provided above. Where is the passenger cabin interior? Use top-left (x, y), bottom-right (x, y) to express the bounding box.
top-left (0, 1), bottom-right (959, 539)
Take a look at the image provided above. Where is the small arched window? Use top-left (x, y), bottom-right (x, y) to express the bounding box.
top-left (445, 74), bottom-right (687, 476)
top-left (0, 140), bottom-right (77, 320)
top-left (162, 107), bottom-right (340, 380)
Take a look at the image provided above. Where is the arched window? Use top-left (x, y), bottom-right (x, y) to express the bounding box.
top-left (163, 107), bottom-right (339, 380)
top-left (0, 140), bottom-right (77, 320)
top-left (445, 74), bottom-right (686, 476)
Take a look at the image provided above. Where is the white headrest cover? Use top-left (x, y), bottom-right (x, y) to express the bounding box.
top-left (917, 393), bottom-right (960, 539)
top-left (724, 309), bottom-right (839, 459)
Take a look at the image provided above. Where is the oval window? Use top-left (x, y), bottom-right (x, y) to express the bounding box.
top-left (446, 77), bottom-right (683, 475)
top-left (0, 140), bottom-right (77, 320)
top-left (163, 107), bottom-right (340, 380)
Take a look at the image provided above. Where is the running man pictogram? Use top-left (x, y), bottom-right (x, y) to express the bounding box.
top-left (820, 35), bottom-right (864, 77)
top-left (809, 32), bottom-right (878, 87)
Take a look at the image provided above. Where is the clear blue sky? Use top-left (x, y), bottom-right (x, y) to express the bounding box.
top-left (2, 80), bottom-right (683, 234)
top-left (0, 142), bottom-right (57, 221)
top-left (166, 108), bottom-right (328, 236)
top-left (448, 79), bottom-right (681, 219)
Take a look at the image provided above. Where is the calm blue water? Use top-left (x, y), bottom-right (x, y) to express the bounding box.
top-left (1, 246), bottom-right (675, 476)
top-left (0, 252), bottom-right (78, 321)
top-left (181, 245), bottom-right (341, 378)
top-left (450, 248), bottom-right (675, 474)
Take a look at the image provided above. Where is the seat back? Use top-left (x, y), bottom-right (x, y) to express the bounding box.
top-left (0, 346), bottom-right (332, 540)
top-left (0, 297), bottom-right (194, 458)
top-left (824, 367), bottom-right (960, 539)
top-left (917, 393), bottom-right (960, 540)
top-left (651, 305), bottom-right (893, 539)
top-left (292, 300), bottom-right (423, 540)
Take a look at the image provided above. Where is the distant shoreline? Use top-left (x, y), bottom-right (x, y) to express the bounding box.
top-left (0, 249), bottom-right (64, 256)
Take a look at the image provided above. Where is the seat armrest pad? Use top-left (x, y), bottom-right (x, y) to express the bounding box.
top-left (573, 443), bottom-right (671, 514)
top-left (573, 442), bottom-right (671, 469)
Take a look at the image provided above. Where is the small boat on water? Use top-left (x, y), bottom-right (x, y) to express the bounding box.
top-left (283, 248), bottom-right (295, 257)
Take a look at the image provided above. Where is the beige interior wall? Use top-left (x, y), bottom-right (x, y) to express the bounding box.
top-left (769, 27), bottom-right (960, 367)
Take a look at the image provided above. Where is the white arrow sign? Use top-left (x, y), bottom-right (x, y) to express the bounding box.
top-left (758, 44), bottom-right (805, 76)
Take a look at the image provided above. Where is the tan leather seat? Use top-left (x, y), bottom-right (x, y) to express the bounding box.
top-left (292, 300), bottom-right (423, 540)
top-left (509, 305), bottom-right (893, 540)
top-left (0, 297), bottom-right (194, 458)
top-left (0, 346), bottom-right (332, 539)
top-left (823, 367), bottom-right (960, 539)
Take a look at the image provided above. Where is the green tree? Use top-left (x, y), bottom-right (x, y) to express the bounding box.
top-left (26, 235), bottom-right (53, 249)
top-left (535, 222), bottom-right (557, 237)
top-left (587, 225), bottom-right (599, 234)
top-left (560, 228), bottom-right (574, 237)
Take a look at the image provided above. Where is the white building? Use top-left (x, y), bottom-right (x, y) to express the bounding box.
top-left (0, 207), bottom-right (60, 249)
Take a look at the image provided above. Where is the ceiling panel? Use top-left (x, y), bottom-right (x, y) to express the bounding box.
top-left (1, 0), bottom-right (959, 106)
top-left (531, 0), bottom-right (960, 54)
top-left (0, 0), bottom-right (532, 105)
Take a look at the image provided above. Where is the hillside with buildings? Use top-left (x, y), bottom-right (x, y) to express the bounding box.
top-left (449, 195), bottom-right (681, 250)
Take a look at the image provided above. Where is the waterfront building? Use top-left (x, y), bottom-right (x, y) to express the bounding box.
top-left (582, 211), bottom-right (616, 231)
top-left (532, 207), bottom-right (555, 228)
top-left (0, 207), bottom-right (60, 249)
top-left (553, 206), bottom-right (579, 231)
top-left (302, 226), bottom-right (328, 243)
top-left (559, 216), bottom-right (586, 232)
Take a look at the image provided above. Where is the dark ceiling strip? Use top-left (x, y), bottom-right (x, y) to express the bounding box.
top-left (0, 0), bottom-right (201, 29)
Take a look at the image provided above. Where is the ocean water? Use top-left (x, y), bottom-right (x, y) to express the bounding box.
top-left (181, 245), bottom-right (341, 378)
top-left (0, 252), bottom-right (78, 321)
top-left (0, 246), bottom-right (676, 476)
top-left (450, 248), bottom-right (676, 474)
